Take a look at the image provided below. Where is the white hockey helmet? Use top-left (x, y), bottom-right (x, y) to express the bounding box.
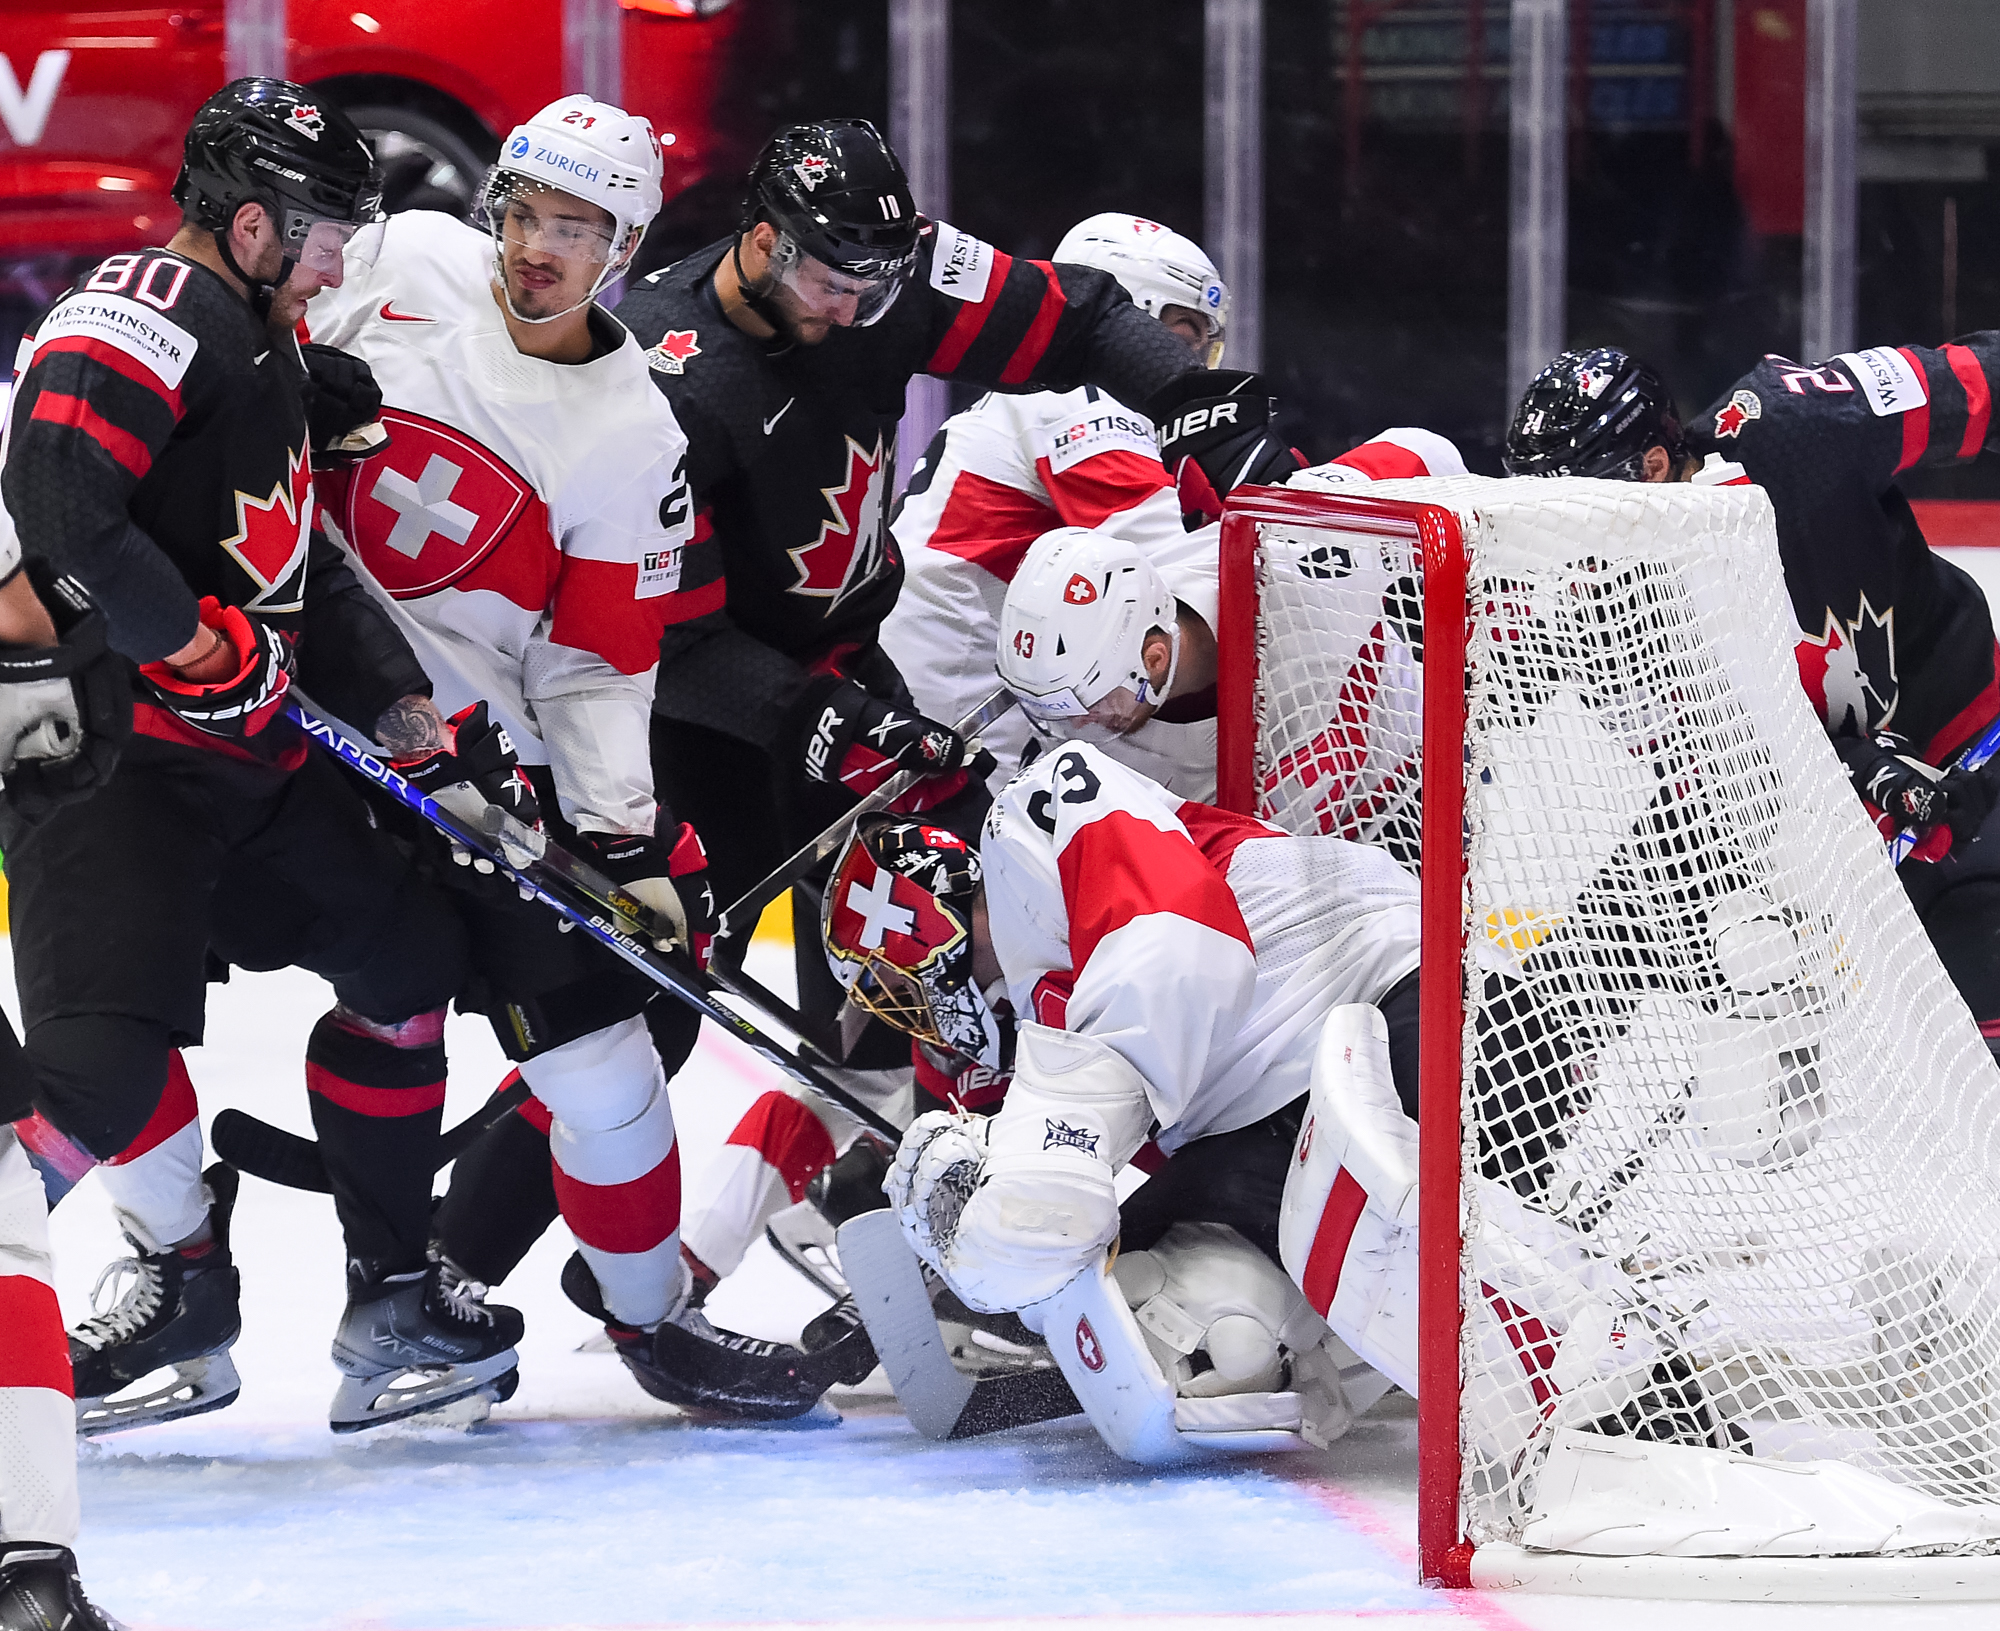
top-left (480, 95), bottom-right (665, 317)
top-left (998, 526), bottom-right (1180, 736)
top-left (1053, 212), bottom-right (1229, 367)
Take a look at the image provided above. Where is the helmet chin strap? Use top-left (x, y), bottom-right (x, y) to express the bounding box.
top-left (213, 225), bottom-right (289, 324)
top-left (731, 236), bottom-right (798, 339)
top-left (1139, 620), bottom-right (1182, 709)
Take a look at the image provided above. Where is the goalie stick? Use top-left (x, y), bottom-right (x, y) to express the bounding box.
top-left (280, 699), bottom-right (900, 1142)
top-left (836, 1209), bottom-right (1081, 1440)
top-left (713, 687), bottom-right (1019, 948)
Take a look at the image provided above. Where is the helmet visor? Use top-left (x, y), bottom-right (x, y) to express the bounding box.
top-left (284, 216), bottom-right (361, 278)
top-left (485, 173), bottom-right (621, 263)
top-left (771, 230), bottom-right (913, 327)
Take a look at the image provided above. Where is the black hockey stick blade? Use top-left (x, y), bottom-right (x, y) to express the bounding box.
top-left (837, 1209), bottom-right (1079, 1440)
top-left (714, 687), bottom-right (1018, 946)
top-left (214, 1077), bottom-right (535, 1194)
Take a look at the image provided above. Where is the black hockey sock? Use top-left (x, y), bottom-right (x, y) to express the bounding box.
top-left (433, 1094), bottom-right (561, 1287)
top-left (306, 1009), bottom-right (446, 1273)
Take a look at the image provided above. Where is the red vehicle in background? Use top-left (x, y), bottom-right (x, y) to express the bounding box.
top-left (0, 1), bottom-right (742, 262)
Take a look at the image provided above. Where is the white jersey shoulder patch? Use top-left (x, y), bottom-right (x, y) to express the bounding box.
top-left (1042, 397), bottom-right (1161, 477)
top-left (929, 222), bottom-right (997, 305)
top-left (1837, 346), bottom-right (1928, 417)
top-left (35, 292), bottom-right (198, 391)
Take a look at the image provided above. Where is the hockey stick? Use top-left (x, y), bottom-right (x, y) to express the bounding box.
top-left (837, 1209), bottom-right (1081, 1440)
top-left (210, 1076), bottom-right (534, 1194)
top-left (283, 700), bottom-right (900, 1142)
top-left (1886, 713), bottom-right (2000, 864)
top-left (712, 687), bottom-right (1019, 948)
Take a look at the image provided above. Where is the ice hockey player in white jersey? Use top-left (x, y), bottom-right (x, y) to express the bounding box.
top-left (298, 95), bottom-right (869, 1417)
top-left (817, 746), bottom-right (1424, 1457)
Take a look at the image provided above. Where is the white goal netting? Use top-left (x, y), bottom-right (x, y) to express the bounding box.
top-left (1240, 475), bottom-right (2000, 1559)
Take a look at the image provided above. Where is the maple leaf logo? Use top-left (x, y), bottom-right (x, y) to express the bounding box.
top-left (645, 330), bottom-right (701, 375)
top-left (220, 442), bottom-right (313, 614)
top-left (1714, 387), bottom-right (1762, 439)
top-left (1794, 595), bottom-right (1898, 735)
top-left (286, 104), bottom-right (324, 141)
top-left (788, 435), bottom-right (889, 607)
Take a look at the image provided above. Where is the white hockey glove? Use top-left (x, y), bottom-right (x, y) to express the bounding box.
top-left (886, 1023), bottom-right (1155, 1313)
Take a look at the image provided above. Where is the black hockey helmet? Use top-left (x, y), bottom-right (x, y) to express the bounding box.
top-left (1504, 347), bottom-right (1686, 480)
top-left (174, 79), bottom-right (379, 286)
top-left (741, 119), bottom-right (919, 281)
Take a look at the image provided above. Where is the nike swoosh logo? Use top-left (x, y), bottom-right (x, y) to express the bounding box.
top-left (379, 301), bottom-right (436, 323)
top-left (763, 398), bottom-right (795, 435)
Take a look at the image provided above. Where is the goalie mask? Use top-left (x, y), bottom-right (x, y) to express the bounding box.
top-left (822, 816), bottom-right (1007, 1071)
top-left (997, 526), bottom-right (1180, 741)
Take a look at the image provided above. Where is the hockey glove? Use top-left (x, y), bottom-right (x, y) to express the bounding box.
top-left (1834, 733), bottom-right (1996, 849)
top-left (392, 700), bottom-right (542, 850)
top-left (1148, 369), bottom-right (1307, 527)
top-left (580, 819), bottom-right (716, 964)
top-left (137, 597), bottom-right (294, 739)
top-left (300, 342), bottom-right (390, 465)
top-left (0, 562), bottom-right (132, 824)
top-left (800, 677), bottom-right (968, 798)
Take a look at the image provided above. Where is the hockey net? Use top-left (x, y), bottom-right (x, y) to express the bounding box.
top-left (1217, 476), bottom-right (2000, 1595)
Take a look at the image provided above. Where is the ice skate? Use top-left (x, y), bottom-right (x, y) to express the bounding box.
top-left (764, 1137), bottom-right (894, 1299)
top-left (69, 1163), bottom-right (243, 1437)
top-left (328, 1257), bottom-right (522, 1433)
top-left (0, 1543), bottom-right (126, 1631)
top-left (562, 1251), bottom-right (869, 1421)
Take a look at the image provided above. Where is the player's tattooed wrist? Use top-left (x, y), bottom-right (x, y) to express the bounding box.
top-left (375, 694), bottom-right (449, 756)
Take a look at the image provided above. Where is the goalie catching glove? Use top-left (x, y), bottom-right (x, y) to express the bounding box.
top-left (886, 1023), bottom-right (1154, 1312)
top-left (579, 820), bottom-right (715, 965)
top-left (1148, 368), bottom-right (1306, 527)
top-left (1834, 732), bottom-right (1996, 851)
top-left (136, 596), bottom-right (293, 738)
top-left (0, 561), bottom-right (131, 823)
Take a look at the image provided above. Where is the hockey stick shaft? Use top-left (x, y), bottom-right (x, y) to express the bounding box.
top-left (714, 686), bottom-right (1018, 945)
top-left (284, 701), bottom-right (899, 1141)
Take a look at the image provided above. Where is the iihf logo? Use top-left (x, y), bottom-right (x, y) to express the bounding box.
top-left (1044, 1118), bottom-right (1100, 1156)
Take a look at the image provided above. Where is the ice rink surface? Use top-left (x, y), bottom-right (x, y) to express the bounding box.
top-left (6, 938), bottom-right (1997, 1631)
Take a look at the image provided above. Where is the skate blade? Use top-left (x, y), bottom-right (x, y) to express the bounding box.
top-left (328, 1350), bottom-right (518, 1434)
top-left (765, 1209), bottom-right (849, 1300)
top-left (76, 1351), bottom-right (242, 1437)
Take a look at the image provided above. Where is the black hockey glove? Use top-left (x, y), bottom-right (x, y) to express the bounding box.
top-left (136, 596), bottom-right (294, 739)
top-left (1834, 733), bottom-right (1996, 845)
top-left (1148, 368), bottom-right (1307, 527)
top-left (579, 820), bottom-right (716, 964)
top-left (392, 700), bottom-right (542, 833)
top-left (0, 562), bottom-right (132, 824)
top-left (800, 677), bottom-right (968, 798)
top-left (301, 342), bottom-right (390, 466)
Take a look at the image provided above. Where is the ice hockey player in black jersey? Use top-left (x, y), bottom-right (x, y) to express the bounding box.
top-left (0, 78), bottom-right (523, 1434)
top-left (1507, 343), bottom-right (2000, 1059)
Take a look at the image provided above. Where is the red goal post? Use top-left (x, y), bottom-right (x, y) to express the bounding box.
top-left (1216, 477), bottom-right (2000, 1600)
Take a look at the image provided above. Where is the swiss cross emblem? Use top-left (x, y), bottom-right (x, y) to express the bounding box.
top-left (788, 434), bottom-right (889, 608)
top-left (336, 408), bottom-right (541, 601)
top-left (646, 330), bottom-right (701, 375)
top-left (221, 442), bottom-right (314, 613)
top-left (1075, 1316), bottom-right (1106, 1372)
top-left (1063, 572), bottom-right (1098, 605)
top-left (1714, 388), bottom-right (1762, 439)
top-left (286, 104), bottom-right (325, 141)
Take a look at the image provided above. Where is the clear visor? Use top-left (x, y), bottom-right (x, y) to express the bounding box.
top-left (1016, 681), bottom-right (1154, 739)
top-left (769, 230), bottom-right (912, 327)
top-left (287, 217), bottom-right (360, 278)
top-left (485, 175), bottom-right (621, 263)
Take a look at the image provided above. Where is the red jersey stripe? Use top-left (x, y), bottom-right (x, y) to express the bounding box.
top-left (1926, 640), bottom-right (2000, 766)
top-left (1896, 347), bottom-right (1932, 473)
top-left (656, 574), bottom-right (728, 624)
top-left (36, 333), bottom-right (186, 418)
top-left (0, 1276), bottom-right (72, 1396)
top-left (549, 555), bottom-right (671, 675)
top-left (998, 263), bottom-right (1069, 387)
top-left (1055, 807), bottom-right (1254, 971)
top-left (306, 1060), bottom-right (447, 1118)
top-left (1177, 800), bottom-right (1283, 873)
top-left (926, 247), bottom-right (1018, 376)
top-left (1034, 448), bottom-right (1174, 529)
top-left (1330, 441), bottom-right (1432, 481)
top-left (1945, 344), bottom-right (1993, 460)
top-left (104, 1050), bottom-right (199, 1166)
top-left (924, 469), bottom-right (1061, 579)
top-left (30, 389), bottom-right (152, 479)
top-left (553, 1142), bottom-right (683, 1254)
top-left (723, 1090), bottom-right (837, 1203)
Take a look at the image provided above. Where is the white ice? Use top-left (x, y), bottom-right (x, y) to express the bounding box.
top-left (5, 935), bottom-right (1995, 1631)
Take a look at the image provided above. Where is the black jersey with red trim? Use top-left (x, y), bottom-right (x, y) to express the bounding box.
top-left (613, 221), bottom-right (1198, 753)
top-left (1687, 340), bottom-right (2000, 764)
top-left (1, 247), bottom-right (425, 760)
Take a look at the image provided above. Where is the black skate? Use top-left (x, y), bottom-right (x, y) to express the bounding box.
top-left (764, 1138), bottom-right (893, 1299)
top-left (69, 1163), bottom-right (243, 1436)
top-left (562, 1251), bottom-right (870, 1421)
top-left (328, 1258), bottom-right (522, 1433)
top-left (0, 1543), bottom-right (126, 1631)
